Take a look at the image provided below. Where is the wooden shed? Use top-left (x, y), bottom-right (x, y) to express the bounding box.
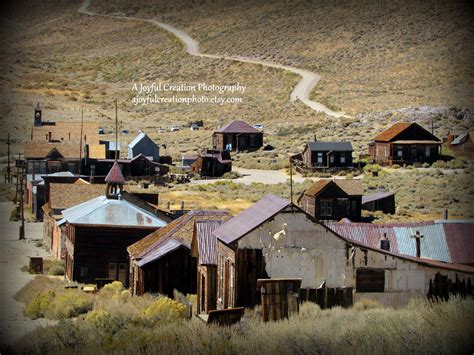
top-left (212, 120), bottom-right (263, 152)
top-left (192, 150), bottom-right (232, 178)
top-left (362, 191), bottom-right (396, 214)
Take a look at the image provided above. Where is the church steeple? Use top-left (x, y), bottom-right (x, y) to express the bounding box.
top-left (105, 161), bottom-right (125, 199)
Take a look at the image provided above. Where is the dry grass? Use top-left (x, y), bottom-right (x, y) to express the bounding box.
top-left (8, 296), bottom-right (474, 354)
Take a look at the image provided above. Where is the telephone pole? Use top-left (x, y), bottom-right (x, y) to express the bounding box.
top-left (17, 155), bottom-right (26, 240)
top-left (289, 158), bottom-right (294, 204)
top-left (79, 105), bottom-right (84, 176)
top-left (115, 99), bottom-right (118, 161)
top-left (5, 133), bottom-right (12, 183)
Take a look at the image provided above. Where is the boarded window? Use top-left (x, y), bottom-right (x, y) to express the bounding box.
top-left (320, 199), bottom-right (332, 217)
top-left (356, 268), bottom-right (385, 292)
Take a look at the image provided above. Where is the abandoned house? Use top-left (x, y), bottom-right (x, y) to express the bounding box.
top-left (192, 150), bottom-right (232, 178)
top-left (127, 210), bottom-right (231, 297)
top-left (298, 179), bottom-right (363, 221)
top-left (61, 163), bottom-right (168, 285)
top-left (361, 191), bottom-right (396, 214)
top-left (192, 219), bottom-right (225, 314)
top-left (212, 194), bottom-right (474, 310)
top-left (295, 141), bottom-right (353, 171)
top-left (128, 131), bottom-right (160, 162)
top-left (368, 122), bottom-right (441, 165)
top-left (447, 132), bottom-right (474, 160)
top-left (212, 120), bottom-right (263, 152)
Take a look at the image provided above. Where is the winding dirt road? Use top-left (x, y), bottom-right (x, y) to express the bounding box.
top-left (79, 0), bottom-right (351, 118)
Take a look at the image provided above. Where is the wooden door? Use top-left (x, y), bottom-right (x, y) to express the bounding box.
top-left (118, 263), bottom-right (128, 285)
top-left (224, 260), bottom-right (230, 308)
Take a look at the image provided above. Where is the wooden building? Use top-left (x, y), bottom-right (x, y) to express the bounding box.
top-left (362, 191), bottom-right (395, 214)
top-left (212, 120), bottom-right (263, 152)
top-left (192, 150), bottom-right (232, 178)
top-left (127, 210), bottom-right (231, 297)
top-left (192, 220), bottom-right (225, 314)
top-left (368, 122), bottom-right (441, 165)
top-left (298, 179), bottom-right (363, 221)
top-left (128, 131), bottom-right (160, 162)
top-left (297, 141), bottom-right (353, 171)
top-left (61, 163), bottom-right (168, 286)
top-left (213, 195), bottom-right (474, 309)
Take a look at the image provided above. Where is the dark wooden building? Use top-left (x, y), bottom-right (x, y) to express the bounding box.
top-left (212, 120), bottom-right (263, 152)
top-left (191, 220), bottom-right (225, 314)
top-left (192, 150), bottom-right (232, 178)
top-left (369, 122), bottom-right (441, 165)
top-left (298, 141), bottom-right (353, 171)
top-left (128, 210), bottom-right (231, 297)
top-left (62, 163), bottom-right (167, 286)
top-left (362, 191), bottom-right (396, 214)
top-left (297, 179), bottom-right (363, 221)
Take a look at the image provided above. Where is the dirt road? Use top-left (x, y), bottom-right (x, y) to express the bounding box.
top-left (78, 0), bottom-right (351, 118)
top-left (0, 202), bottom-right (53, 347)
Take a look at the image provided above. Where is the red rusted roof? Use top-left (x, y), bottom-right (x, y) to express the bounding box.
top-left (374, 122), bottom-right (413, 142)
top-left (105, 161), bottom-right (125, 183)
top-left (217, 120), bottom-right (260, 134)
top-left (442, 222), bottom-right (474, 265)
top-left (302, 179), bottom-right (363, 197)
top-left (215, 195), bottom-right (290, 245)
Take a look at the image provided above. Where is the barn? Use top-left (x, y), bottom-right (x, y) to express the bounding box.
top-left (213, 195), bottom-right (474, 309)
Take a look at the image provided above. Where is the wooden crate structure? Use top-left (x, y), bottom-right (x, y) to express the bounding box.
top-left (257, 278), bottom-right (302, 322)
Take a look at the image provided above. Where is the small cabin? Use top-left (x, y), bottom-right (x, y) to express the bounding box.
top-left (212, 120), bottom-right (263, 152)
top-left (300, 141), bottom-right (353, 170)
top-left (192, 150), bottom-right (232, 178)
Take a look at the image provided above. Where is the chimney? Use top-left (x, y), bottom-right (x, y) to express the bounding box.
top-left (380, 233), bottom-right (390, 251)
top-left (444, 209), bottom-right (448, 220)
top-left (313, 134), bottom-right (317, 142)
top-left (412, 231), bottom-right (424, 258)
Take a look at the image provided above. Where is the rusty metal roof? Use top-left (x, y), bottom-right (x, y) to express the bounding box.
top-left (61, 196), bottom-right (167, 227)
top-left (440, 220), bottom-right (474, 265)
top-left (105, 161), bottom-right (126, 183)
top-left (136, 239), bottom-right (185, 267)
top-left (217, 120), bottom-right (260, 134)
top-left (196, 220), bottom-right (224, 265)
top-left (303, 179), bottom-right (363, 197)
top-left (374, 122), bottom-right (413, 142)
top-left (215, 195), bottom-right (290, 245)
top-left (128, 210), bottom-right (231, 260)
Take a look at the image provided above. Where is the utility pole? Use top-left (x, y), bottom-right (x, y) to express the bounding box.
top-left (289, 158), bottom-right (293, 205)
top-left (5, 133), bottom-right (12, 183)
top-left (79, 105), bottom-right (84, 176)
top-left (17, 154), bottom-right (26, 240)
top-left (115, 99), bottom-right (118, 162)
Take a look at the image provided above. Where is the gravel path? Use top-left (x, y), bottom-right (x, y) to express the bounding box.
top-left (0, 202), bottom-right (53, 347)
top-left (78, 0), bottom-right (351, 118)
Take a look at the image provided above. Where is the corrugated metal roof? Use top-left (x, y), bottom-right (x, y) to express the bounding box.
top-left (217, 120), bottom-right (259, 134)
top-left (374, 122), bottom-right (412, 142)
top-left (327, 222), bottom-right (399, 253)
top-left (440, 221), bottom-right (474, 265)
top-left (215, 195), bottom-right (290, 245)
top-left (451, 133), bottom-right (469, 145)
top-left (136, 239), bottom-right (184, 267)
top-left (196, 220), bottom-right (224, 265)
top-left (394, 223), bottom-right (451, 262)
top-left (61, 196), bottom-right (167, 227)
top-left (128, 132), bottom-right (146, 148)
top-left (308, 141), bottom-right (353, 152)
top-left (362, 191), bottom-right (395, 204)
top-left (108, 141), bottom-right (121, 151)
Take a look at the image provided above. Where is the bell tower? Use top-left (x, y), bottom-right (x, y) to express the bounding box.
top-left (105, 161), bottom-right (125, 199)
top-left (34, 102), bottom-right (42, 126)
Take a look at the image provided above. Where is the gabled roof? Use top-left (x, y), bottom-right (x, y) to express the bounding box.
top-left (217, 120), bottom-right (260, 134)
top-left (136, 239), bottom-right (186, 267)
top-left (61, 195), bottom-right (167, 227)
top-left (302, 179), bottom-right (363, 198)
top-left (105, 161), bottom-right (126, 183)
top-left (49, 183), bottom-right (104, 210)
top-left (362, 191), bottom-right (395, 204)
top-left (24, 142), bottom-right (82, 159)
top-left (451, 133), bottom-right (470, 146)
top-left (214, 195), bottom-right (290, 245)
top-left (195, 220), bottom-right (225, 265)
top-left (307, 141), bottom-right (353, 152)
top-left (374, 122), bottom-right (440, 143)
top-left (128, 132), bottom-right (147, 148)
top-left (128, 210), bottom-right (231, 259)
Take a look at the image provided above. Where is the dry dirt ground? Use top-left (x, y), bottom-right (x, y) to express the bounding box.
top-left (0, 202), bottom-right (53, 347)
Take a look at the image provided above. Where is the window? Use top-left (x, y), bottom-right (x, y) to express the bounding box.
top-left (397, 148), bottom-right (403, 157)
top-left (317, 152), bottom-right (323, 164)
top-left (329, 155), bottom-right (334, 163)
top-left (425, 146), bottom-right (430, 157)
top-left (320, 199), bottom-right (332, 217)
top-left (356, 268), bottom-right (385, 292)
top-left (108, 263), bottom-right (117, 280)
top-left (340, 154), bottom-right (346, 164)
